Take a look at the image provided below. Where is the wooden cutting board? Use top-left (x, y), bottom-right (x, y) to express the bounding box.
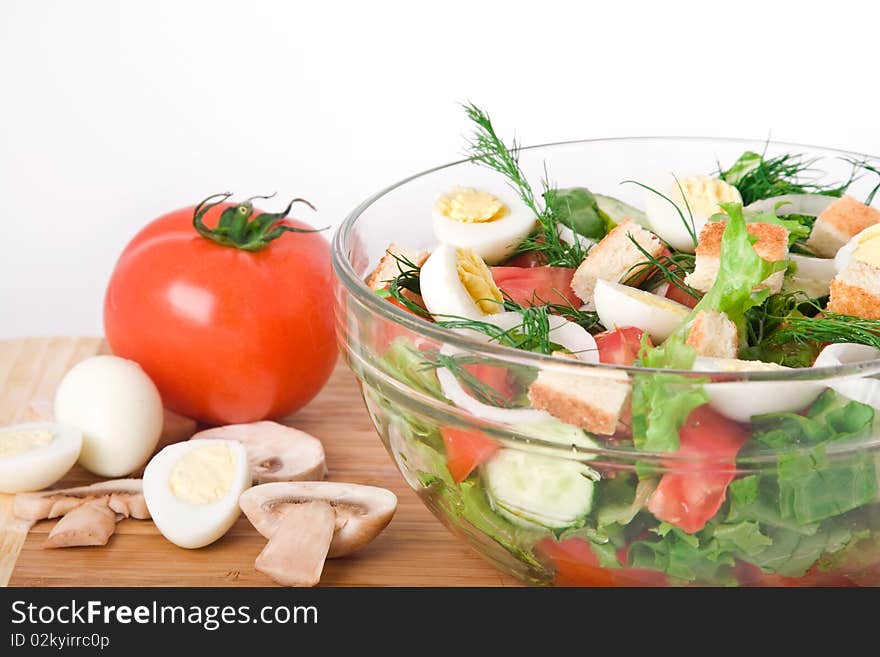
top-left (0, 338), bottom-right (519, 587)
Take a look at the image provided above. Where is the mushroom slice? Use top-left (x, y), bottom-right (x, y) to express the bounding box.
top-left (14, 479), bottom-right (149, 521)
top-left (192, 422), bottom-right (326, 484)
top-left (254, 501), bottom-right (336, 587)
top-left (43, 501), bottom-right (118, 549)
top-left (240, 482), bottom-right (397, 587)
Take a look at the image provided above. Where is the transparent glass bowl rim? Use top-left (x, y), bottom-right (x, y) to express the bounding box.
top-left (332, 135), bottom-right (880, 382)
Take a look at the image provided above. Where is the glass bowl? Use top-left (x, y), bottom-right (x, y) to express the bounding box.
top-left (332, 137), bottom-right (880, 586)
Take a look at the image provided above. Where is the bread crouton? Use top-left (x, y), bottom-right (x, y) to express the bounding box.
top-left (685, 310), bottom-right (738, 358)
top-left (806, 196), bottom-right (880, 258)
top-left (570, 220), bottom-right (663, 302)
top-left (684, 221), bottom-right (789, 293)
top-left (828, 261), bottom-right (880, 320)
top-left (528, 366), bottom-right (630, 436)
top-left (367, 243), bottom-right (429, 291)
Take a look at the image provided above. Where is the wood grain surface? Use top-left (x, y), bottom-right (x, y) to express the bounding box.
top-left (0, 338), bottom-right (518, 587)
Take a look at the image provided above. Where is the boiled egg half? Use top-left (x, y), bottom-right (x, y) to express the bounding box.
top-left (835, 223), bottom-right (880, 272)
top-left (644, 175), bottom-right (742, 252)
top-left (0, 422), bottom-right (82, 493)
top-left (432, 187), bottom-right (536, 264)
top-left (419, 244), bottom-right (503, 319)
top-left (693, 357), bottom-right (824, 422)
top-left (143, 439), bottom-right (250, 549)
top-left (594, 279), bottom-right (690, 342)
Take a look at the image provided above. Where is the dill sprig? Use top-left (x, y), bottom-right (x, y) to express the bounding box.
top-left (623, 178), bottom-right (698, 247)
top-left (624, 235), bottom-right (701, 301)
top-left (767, 312), bottom-right (880, 351)
top-left (382, 253), bottom-right (433, 319)
top-left (843, 157), bottom-right (880, 206)
top-left (420, 351), bottom-right (518, 408)
top-left (721, 151), bottom-right (851, 206)
top-left (462, 103), bottom-right (584, 268)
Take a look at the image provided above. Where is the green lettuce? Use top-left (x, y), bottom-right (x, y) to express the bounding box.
top-left (544, 187), bottom-right (607, 239)
top-left (750, 391), bottom-right (877, 524)
top-left (632, 202), bottom-right (784, 452)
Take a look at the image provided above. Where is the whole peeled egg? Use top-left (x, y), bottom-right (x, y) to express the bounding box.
top-left (431, 187), bottom-right (537, 264)
top-left (54, 355), bottom-right (163, 477)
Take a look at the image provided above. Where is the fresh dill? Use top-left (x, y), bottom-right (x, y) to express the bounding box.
top-left (622, 178), bottom-right (698, 247)
top-left (721, 151), bottom-right (851, 206)
top-left (462, 103), bottom-right (585, 268)
top-left (420, 351), bottom-right (518, 408)
top-left (379, 252), bottom-right (433, 318)
top-left (625, 235), bottom-right (701, 301)
top-left (768, 312), bottom-right (880, 351)
top-left (843, 157), bottom-right (880, 206)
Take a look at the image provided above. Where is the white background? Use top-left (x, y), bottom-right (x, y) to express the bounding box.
top-left (2, 0), bottom-right (879, 338)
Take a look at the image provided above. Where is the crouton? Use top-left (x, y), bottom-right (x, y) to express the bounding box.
top-left (684, 221), bottom-right (789, 294)
top-left (528, 366), bottom-right (630, 436)
top-left (685, 310), bottom-right (738, 358)
top-left (806, 195), bottom-right (880, 258)
top-left (367, 243), bottom-right (429, 291)
top-left (570, 220), bottom-right (663, 302)
top-left (828, 261), bottom-right (880, 320)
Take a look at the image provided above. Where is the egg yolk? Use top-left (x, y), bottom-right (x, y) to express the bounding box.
top-left (169, 443), bottom-right (235, 505)
top-left (0, 429), bottom-right (52, 458)
top-left (620, 286), bottom-right (689, 315)
top-left (671, 176), bottom-right (741, 218)
top-left (436, 187), bottom-right (508, 223)
top-left (853, 224), bottom-right (880, 267)
top-left (456, 248), bottom-right (503, 313)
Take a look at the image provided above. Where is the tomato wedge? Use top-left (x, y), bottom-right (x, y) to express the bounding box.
top-left (538, 537), bottom-right (668, 587)
top-left (665, 282), bottom-right (700, 308)
top-left (461, 363), bottom-right (518, 405)
top-left (594, 327), bottom-right (652, 365)
top-left (441, 427), bottom-right (500, 483)
top-left (647, 405), bottom-right (750, 534)
top-left (491, 266), bottom-right (581, 307)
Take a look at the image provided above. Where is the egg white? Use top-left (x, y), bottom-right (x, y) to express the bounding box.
top-left (643, 174), bottom-right (741, 253)
top-left (419, 243), bottom-right (500, 320)
top-left (143, 439), bottom-right (250, 549)
top-left (54, 355), bottom-right (163, 478)
top-left (431, 188), bottom-right (537, 264)
top-left (594, 279), bottom-right (689, 342)
top-left (692, 357), bottom-right (824, 423)
top-left (0, 423), bottom-right (82, 494)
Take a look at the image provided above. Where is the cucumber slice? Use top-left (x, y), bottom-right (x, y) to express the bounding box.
top-left (595, 194), bottom-right (649, 229)
top-left (483, 448), bottom-right (597, 530)
top-left (514, 420), bottom-right (600, 460)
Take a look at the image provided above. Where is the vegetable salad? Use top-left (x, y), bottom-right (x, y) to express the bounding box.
top-left (364, 106), bottom-right (880, 586)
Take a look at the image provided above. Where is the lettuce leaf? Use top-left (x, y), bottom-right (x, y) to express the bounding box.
top-left (544, 187), bottom-right (606, 239)
top-left (631, 203), bottom-right (787, 452)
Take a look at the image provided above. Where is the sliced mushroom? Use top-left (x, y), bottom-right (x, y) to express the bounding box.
top-left (14, 479), bottom-right (149, 521)
top-left (254, 501), bottom-right (336, 587)
top-left (192, 421), bottom-right (326, 484)
top-left (240, 482), bottom-right (397, 587)
top-left (43, 501), bottom-right (118, 549)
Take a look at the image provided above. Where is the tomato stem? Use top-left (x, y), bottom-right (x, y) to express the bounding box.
top-left (192, 192), bottom-right (324, 251)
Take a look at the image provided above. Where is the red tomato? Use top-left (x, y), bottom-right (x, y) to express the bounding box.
top-left (594, 327), bottom-right (652, 365)
top-left (441, 427), bottom-right (500, 483)
top-left (104, 197), bottom-right (337, 425)
top-left (665, 282), bottom-right (700, 308)
top-left (502, 251), bottom-right (547, 268)
top-left (461, 363), bottom-right (518, 405)
top-left (491, 266), bottom-right (581, 307)
top-left (647, 405), bottom-right (749, 534)
top-left (538, 537), bottom-right (668, 587)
